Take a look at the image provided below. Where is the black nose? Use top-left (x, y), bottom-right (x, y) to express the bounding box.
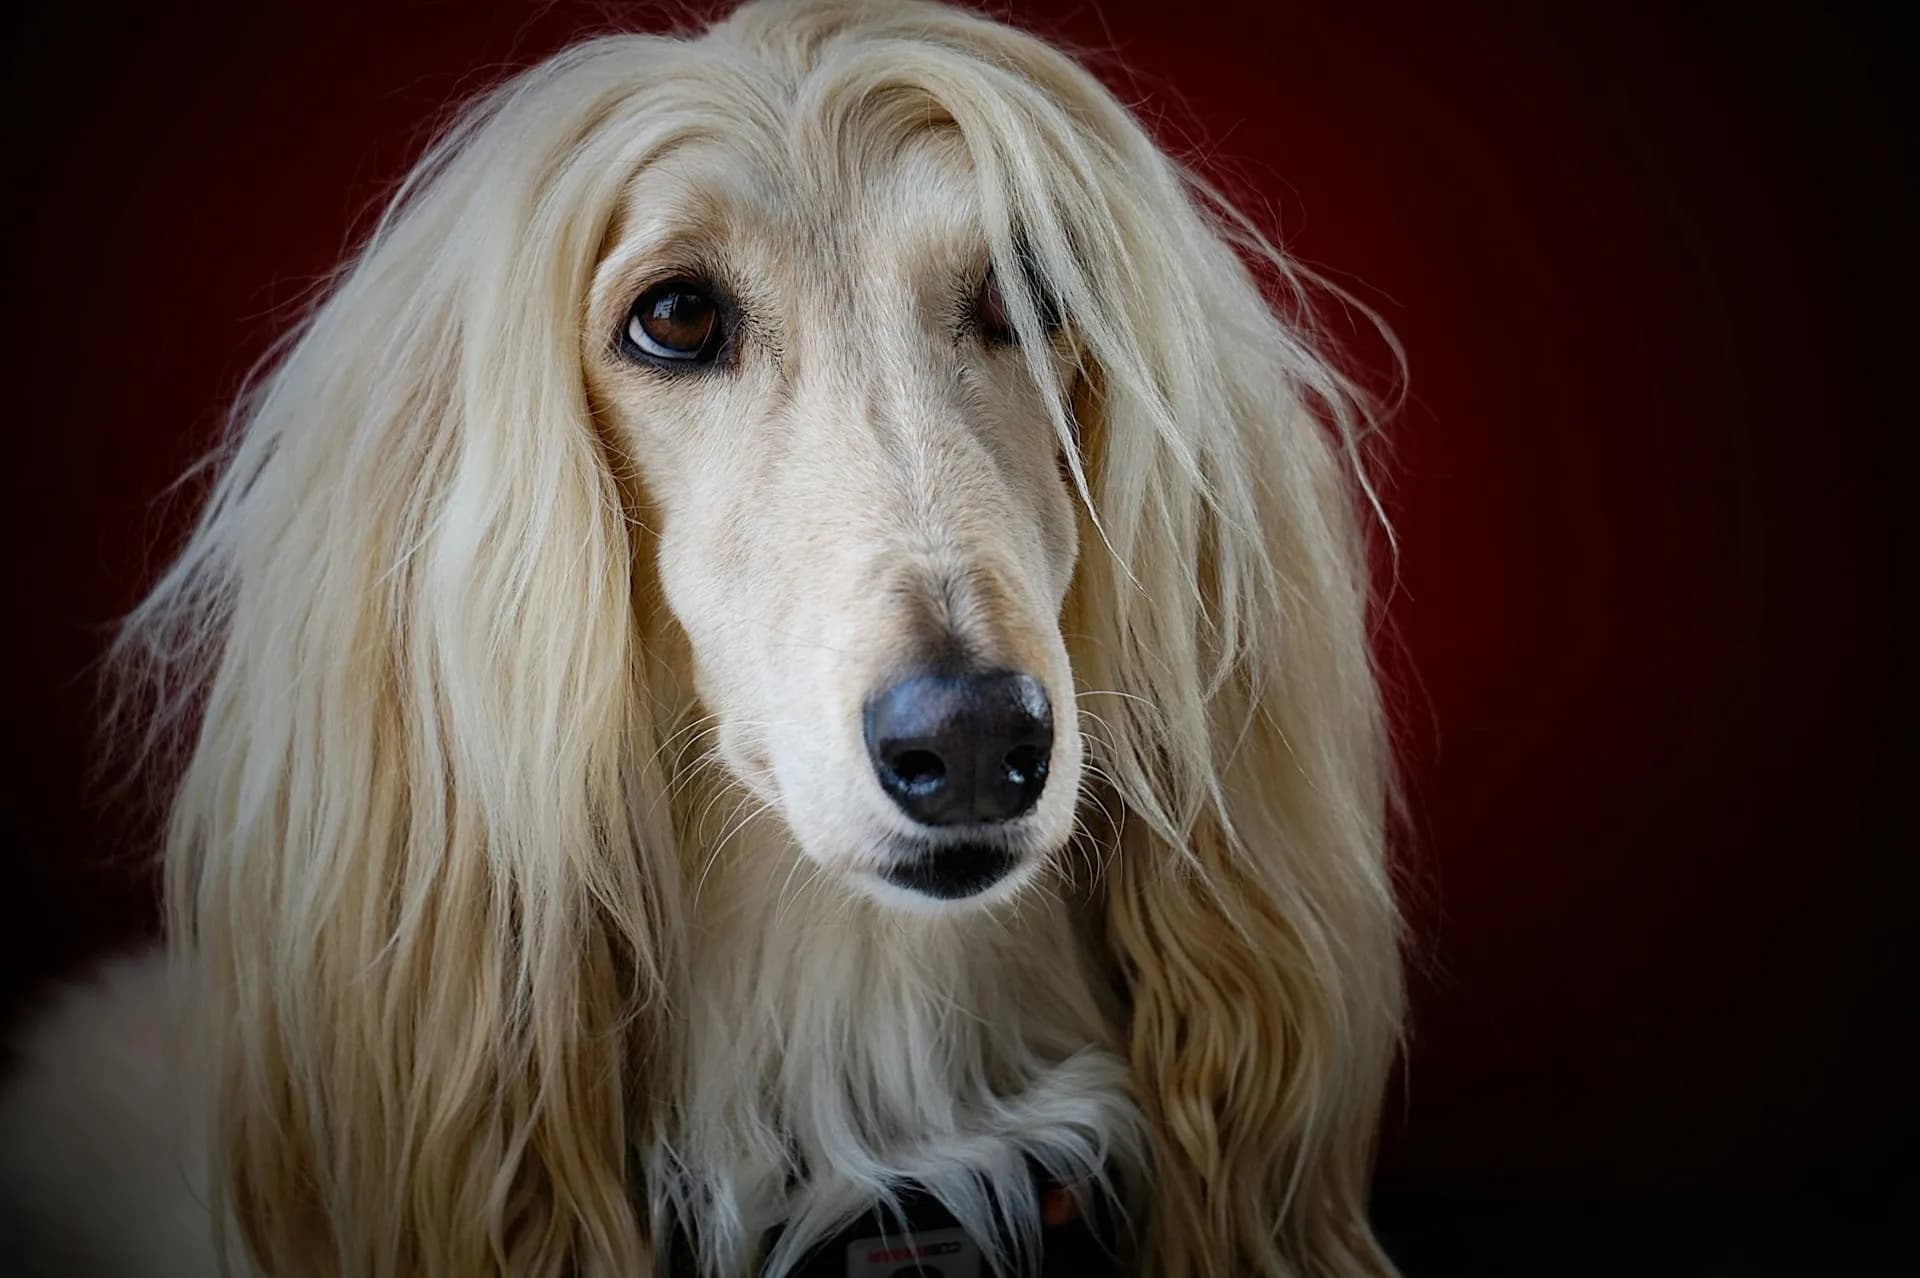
top-left (864, 670), bottom-right (1053, 826)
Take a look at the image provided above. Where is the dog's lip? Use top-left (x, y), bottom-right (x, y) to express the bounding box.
top-left (877, 840), bottom-right (1021, 900)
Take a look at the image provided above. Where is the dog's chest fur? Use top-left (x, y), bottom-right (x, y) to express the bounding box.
top-left (646, 826), bottom-right (1141, 1277)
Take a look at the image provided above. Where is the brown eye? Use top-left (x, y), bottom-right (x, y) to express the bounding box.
top-left (974, 262), bottom-right (1061, 348)
top-left (625, 281), bottom-right (723, 364)
top-left (975, 270), bottom-right (1017, 347)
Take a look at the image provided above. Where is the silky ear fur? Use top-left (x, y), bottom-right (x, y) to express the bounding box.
top-left (117, 41), bottom-right (698, 1276)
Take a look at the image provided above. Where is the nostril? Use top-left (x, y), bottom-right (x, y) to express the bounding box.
top-left (888, 748), bottom-right (946, 791)
top-left (1001, 743), bottom-right (1048, 788)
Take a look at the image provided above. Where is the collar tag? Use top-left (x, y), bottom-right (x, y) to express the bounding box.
top-left (842, 1225), bottom-right (982, 1277)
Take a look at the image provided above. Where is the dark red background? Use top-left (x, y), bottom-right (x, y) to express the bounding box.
top-left (3, 2), bottom-right (1912, 1272)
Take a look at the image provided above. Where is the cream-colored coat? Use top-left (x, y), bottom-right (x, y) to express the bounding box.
top-left (0, 3), bottom-right (1404, 1275)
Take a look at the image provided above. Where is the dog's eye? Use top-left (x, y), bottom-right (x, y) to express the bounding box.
top-left (976, 271), bottom-right (1018, 347)
top-left (625, 281), bottom-right (723, 364)
top-left (973, 266), bottom-right (1061, 348)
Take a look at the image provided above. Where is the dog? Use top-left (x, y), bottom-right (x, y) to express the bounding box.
top-left (0, 1), bottom-right (1404, 1274)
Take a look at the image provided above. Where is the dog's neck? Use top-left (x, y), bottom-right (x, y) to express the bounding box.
top-left (647, 814), bottom-right (1140, 1276)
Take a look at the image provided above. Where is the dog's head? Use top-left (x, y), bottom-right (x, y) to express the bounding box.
top-left (132, 2), bottom-right (1404, 1273)
top-left (587, 124), bottom-right (1083, 907)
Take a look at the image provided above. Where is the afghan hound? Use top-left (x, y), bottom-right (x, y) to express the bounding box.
top-left (0, 1), bottom-right (1404, 1274)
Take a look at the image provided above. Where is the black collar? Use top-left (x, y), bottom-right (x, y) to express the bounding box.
top-left (669, 1163), bottom-right (1126, 1277)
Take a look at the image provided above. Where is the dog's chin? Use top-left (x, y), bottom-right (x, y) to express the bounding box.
top-left (855, 837), bottom-right (1047, 915)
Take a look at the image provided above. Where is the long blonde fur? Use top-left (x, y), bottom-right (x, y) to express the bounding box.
top-left (100, 2), bottom-right (1403, 1275)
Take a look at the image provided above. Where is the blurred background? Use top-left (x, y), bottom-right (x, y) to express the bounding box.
top-left (2, 1), bottom-right (1911, 1273)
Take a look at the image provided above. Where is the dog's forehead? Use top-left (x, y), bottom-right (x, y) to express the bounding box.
top-left (605, 127), bottom-right (981, 278)
top-left (847, 130), bottom-right (979, 246)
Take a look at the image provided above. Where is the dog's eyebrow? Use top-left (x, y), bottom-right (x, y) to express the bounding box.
top-left (594, 229), bottom-right (737, 316)
top-left (593, 158), bottom-right (752, 288)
